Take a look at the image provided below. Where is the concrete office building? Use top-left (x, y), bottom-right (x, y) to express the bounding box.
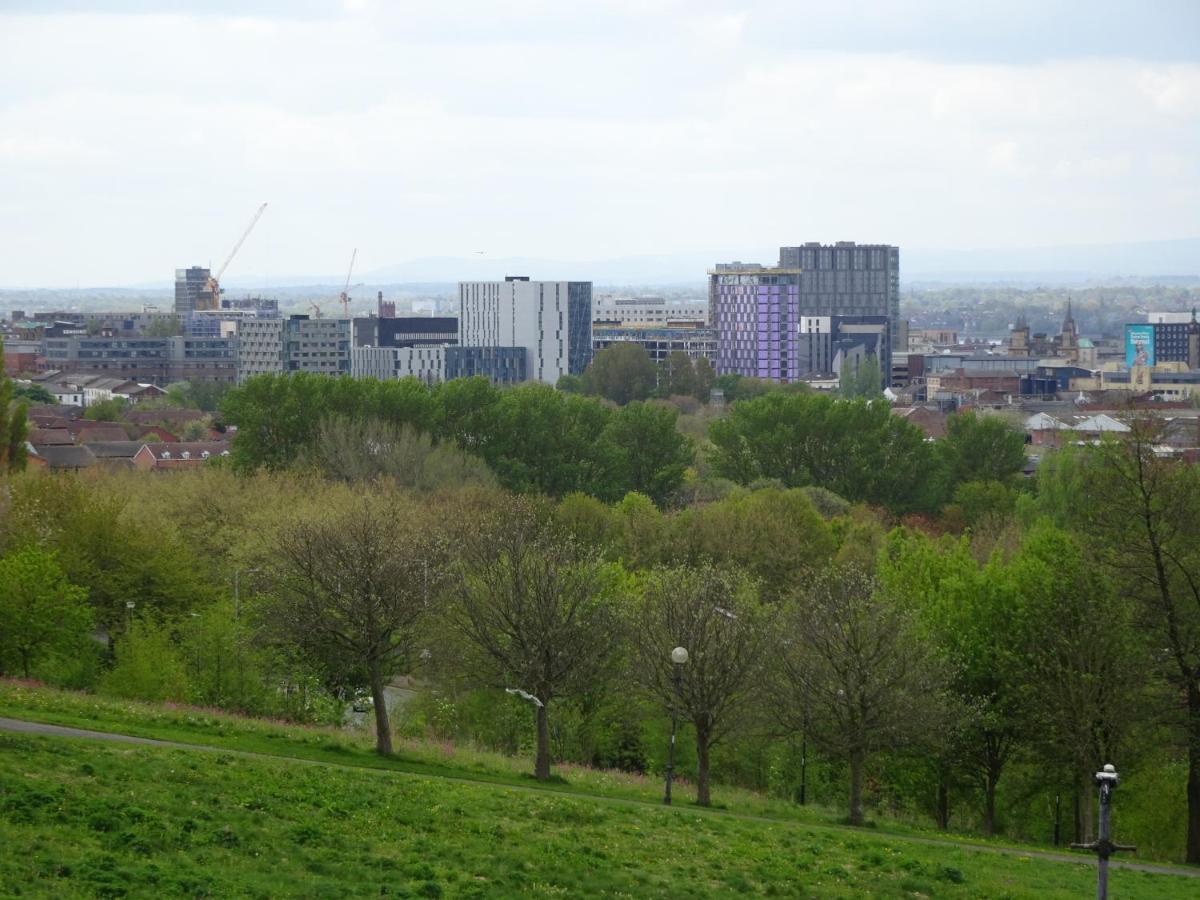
top-left (457, 277), bottom-right (592, 384)
top-left (352, 316), bottom-right (458, 350)
top-left (444, 346), bottom-right (527, 385)
top-left (593, 297), bottom-right (707, 326)
top-left (351, 346), bottom-right (446, 385)
top-left (236, 316), bottom-right (350, 381)
top-left (175, 267), bottom-right (218, 314)
top-left (42, 335), bottom-right (238, 384)
top-left (710, 243), bottom-right (899, 383)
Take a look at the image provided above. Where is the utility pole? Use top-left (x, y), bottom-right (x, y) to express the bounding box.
top-left (1071, 764), bottom-right (1136, 900)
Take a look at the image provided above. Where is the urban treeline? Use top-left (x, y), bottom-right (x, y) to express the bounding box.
top-left (1, 362), bottom-right (1198, 865)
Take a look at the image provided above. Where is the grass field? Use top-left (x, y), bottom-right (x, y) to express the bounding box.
top-left (1, 681), bottom-right (1196, 897)
top-left (3, 731), bottom-right (1192, 899)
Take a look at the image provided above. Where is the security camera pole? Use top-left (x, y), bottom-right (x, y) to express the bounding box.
top-left (1070, 764), bottom-right (1136, 900)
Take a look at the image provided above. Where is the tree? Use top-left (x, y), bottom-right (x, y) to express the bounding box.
top-left (0, 343), bottom-right (29, 473)
top-left (671, 488), bottom-right (836, 603)
top-left (13, 383), bottom-right (54, 405)
top-left (709, 392), bottom-right (939, 514)
top-left (1079, 418), bottom-right (1200, 862)
top-left (776, 565), bottom-right (944, 826)
top-left (879, 529), bottom-right (1024, 835)
top-left (939, 411), bottom-right (1026, 490)
top-left (100, 619), bottom-right (190, 703)
top-left (601, 402), bottom-right (693, 505)
top-left (0, 547), bottom-right (91, 678)
top-left (1006, 522), bottom-right (1143, 844)
top-left (303, 416), bottom-right (495, 489)
top-left (271, 494), bottom-right (448, 754)
top-left (839, 355), bottom-right (883, 400)
top-left (82, 397), bottom-right (129, 422)
top-left (692, 357), bottom-right (716, 402)
top-left (659, 351), bottom-right (698, 399)
top-left (449, 497), bottom-right (622, 780)
top-left (481, 385), bottom-right (620, 500)
top-left (582, 343), bottom-right (657, 405)
top-left (556, 373), bottom-right (585, 394)
top-left (627, 564), bottom-right (771, 805)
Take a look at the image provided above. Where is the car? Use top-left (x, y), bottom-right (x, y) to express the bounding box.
top-left (351, 689), bottom-right (373, 713)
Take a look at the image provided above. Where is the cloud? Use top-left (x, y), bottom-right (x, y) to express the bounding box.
top-left (0, 2), bottom-right (1198, 285)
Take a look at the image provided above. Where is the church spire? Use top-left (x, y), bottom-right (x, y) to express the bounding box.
top-left (1062, 298), bottom-right (1075, 331)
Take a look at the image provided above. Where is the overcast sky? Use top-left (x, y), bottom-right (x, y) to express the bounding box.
top-left (1, 0), bottom-right (1197, 286)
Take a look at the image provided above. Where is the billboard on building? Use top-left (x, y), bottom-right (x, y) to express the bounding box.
top-left (1125, 324), bottom-right (1155, 368)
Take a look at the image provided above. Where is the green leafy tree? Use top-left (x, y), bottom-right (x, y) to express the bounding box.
top-left (481, 385), bottom-right (620, 499)
top-left (879, 529), bottom-right (1024, 835)
top-left (100, 619), bottom-right (190, 702)
top-left (0, 342), bottom-right (30, 473)
top-left (671, 488), bottom-right (836, 602)
top-left (82, 397), bottom-right (129, 422)
top-left (601, 402), bottom-right (693, 505)
top-left (1078, 418), bottom-right (1200, 862)
top-left (709, 393), bottom-right (938, 514)
top-left (13, 383), bottom-right (54, 405)
top-left (0, 547), bottom-right (91, 678)
top-left (582, 343), bottom-right (657, 405)
top-left (556, 373), bottom-right (585, 394)
top-left (1006, 522), bottom-right (1144, 844)
top-left (692, 357), bottom-right (716, 402)
top-left (659, 351), bottom-right (698, 399)
top-left (838, 355), bottom-right (883, 399)
top-left (939, 411), bottom-right (1027, 490)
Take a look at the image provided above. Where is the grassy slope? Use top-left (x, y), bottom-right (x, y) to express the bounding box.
top-left (2, 732), bottom-right (1190, 899)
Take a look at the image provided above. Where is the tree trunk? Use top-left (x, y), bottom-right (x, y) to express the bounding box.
top-left (1188, 681), bottom-right (1200, 865)
top-left (983, 766), bottom-right (999, 836)
top-left (849, 747), bottom-right (865, 826)
top-left (696, 728), bottom-right (711, 807)
top-left (535, 702), bottom-right (551, 781)
top-left (1073, 765), bottom-right (1095, 845)
top-left (20, 650), bottom-right (31, 679)
top-left (369, 662), bottom-right (392, 756)
top-left (936, 773), bottom-right (950, 831)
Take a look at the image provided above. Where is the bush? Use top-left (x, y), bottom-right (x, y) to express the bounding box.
top-left (100, 620), bottom-right (190, 703)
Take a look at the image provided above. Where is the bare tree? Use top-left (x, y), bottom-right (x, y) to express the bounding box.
top-left (449, 497), bottom-right (621, 780)
top-left (775, 565), bottom-right (945, 826)
top-left (628, 564), bottom-right (772, 806)
top-left (271, 494), bottom-right (446, 755)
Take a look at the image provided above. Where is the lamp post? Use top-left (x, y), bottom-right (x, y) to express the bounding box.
top-left (1071, 763), bottom-right (1136, 900)
top-left (664, 646), bottom-right (688, 806)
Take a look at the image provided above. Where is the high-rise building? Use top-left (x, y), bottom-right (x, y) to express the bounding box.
top-left (457, 277), bottom-right (592, 384)
top-left (175, 267), bottom-right (218, 314)
top-left (235, 316), bottom-right (350, 381)
top-left (709, 243), bottom-right (899, 383)
top-left (352, 316), bottom-right (458, 350)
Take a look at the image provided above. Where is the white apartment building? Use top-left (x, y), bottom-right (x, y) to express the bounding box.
top-left (351, 346), bottom-right (446, 385)
top-left (457, 277), bottom-right (593, 384)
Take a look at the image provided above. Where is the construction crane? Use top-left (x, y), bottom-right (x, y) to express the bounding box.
top-left (338, 248), bottom-right (357, 317)
top-left (203, 202), bottom-right (268, 310)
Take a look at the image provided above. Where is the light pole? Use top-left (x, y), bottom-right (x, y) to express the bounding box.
top-left (664, 646), bottom-right (688, 806)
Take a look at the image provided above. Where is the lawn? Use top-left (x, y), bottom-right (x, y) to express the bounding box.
top-left (1, 730), bottom-right (1190, 898)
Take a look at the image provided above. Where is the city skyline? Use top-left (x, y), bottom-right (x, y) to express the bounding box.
top-left (1, 0), bottom-right (1198, 287)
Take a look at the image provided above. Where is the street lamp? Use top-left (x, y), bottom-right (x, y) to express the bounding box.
top-left (664, 646), bottom-right (688, 806)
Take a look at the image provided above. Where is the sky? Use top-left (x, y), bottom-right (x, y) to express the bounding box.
top-left (0, 0), bottom-right (1197, 287)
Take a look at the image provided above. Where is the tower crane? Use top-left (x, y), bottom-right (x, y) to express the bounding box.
top-left (203, 202), bottom-right (268, 310)
top-left (338, 248), bottom-right (357, 317)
